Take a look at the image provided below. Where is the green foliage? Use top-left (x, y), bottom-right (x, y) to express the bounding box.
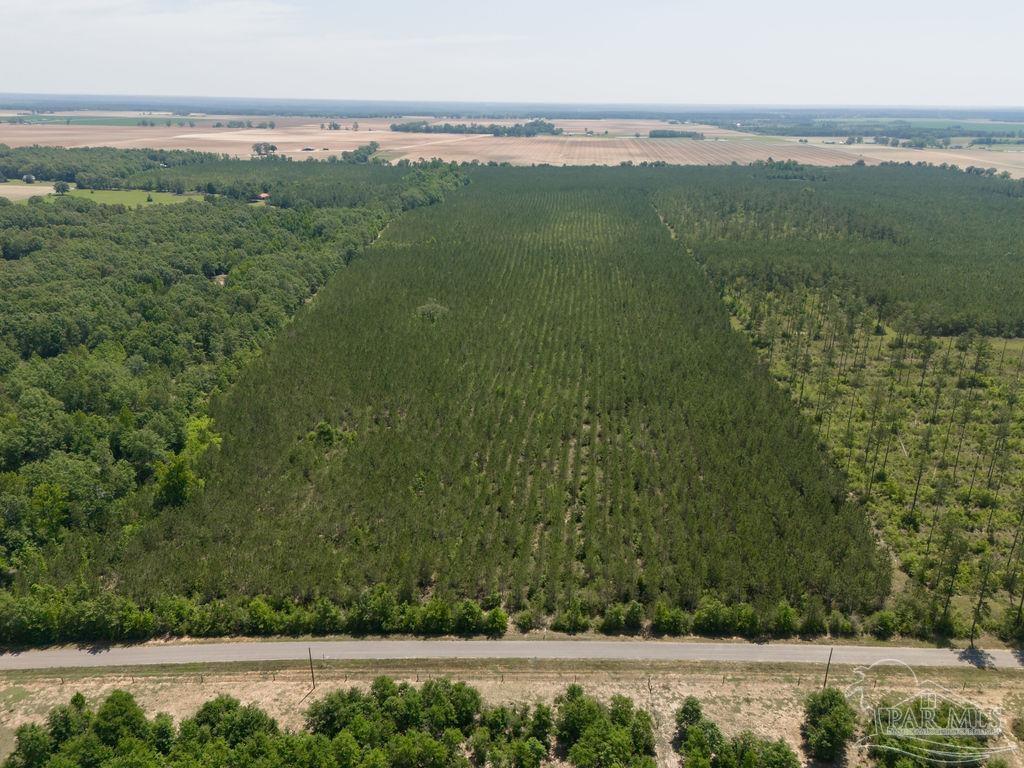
top-left (802, 688), bottom-right (857, 762)
top-left (0, 151), bottom-right (464, 624)
top-left (675, 696), bottom-right (800, 768)
top-left (655, 164), bottom-right (1024, 336)
top-left (7, 680), bottom-right (631, 768)
top-left (865, 695), bottom-right (995, 768)
top-left (341, 142), bottom-right (380, 165)
top-left (648, 130), bottom-right (705, 139)
top-left (868, 610), bottom-right (900, 640)
top-left (99, 169), bottom-right (884, 627)
top-left (0, 145), bottom-right (219, 189)
top-left (553, 685), bottom-right (653, 768)
top-left (651, 601), bottom-right (692, 636)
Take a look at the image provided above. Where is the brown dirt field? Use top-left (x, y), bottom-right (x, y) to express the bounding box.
top-left (0, 182), bottom-right (56, 201)
top-left (0, 118), bottom-right (866, 168)
top-left (4, 114), bottom-right (1023, 175)
top-left (377, 135), bottom-right (864, 167)
top-left (780, 137), bottom-right (1024, 178)
top-left (1, 659), bottom-right (1021, 767)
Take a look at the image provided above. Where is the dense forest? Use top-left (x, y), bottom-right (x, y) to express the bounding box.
top-left (650, 163), bottom-right (1024, 641)
top-left (390, 120), bottom-right (562, 137)
top-left (67, 169), bottom-right (889, 633)
top-left (6, 152), bottom-right (1024, 645)
top-left (652, 163), bottom-right (1024, 336)
top-left (0, 148), bottom-right (466, 635)
top-left (702, 116), bottom-right (1024, 148)
top-left (0, 145), bottom-right (222, 190)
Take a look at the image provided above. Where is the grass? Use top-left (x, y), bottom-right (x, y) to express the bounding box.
top-left (2, 180), bottom-right (200, 205)
top-left (56, 188), bottom-right (200, 205)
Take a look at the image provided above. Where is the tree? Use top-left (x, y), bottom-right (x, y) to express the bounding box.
top-left (674, 696), bottom-right (703, 737)
top-left (92, 690), bottom-right (149, 747)
top-left (5, 724), bottom-right (51, 768)
top-left (802, 688), bottom-right (857, 762)
top-left (53, 180), bottom-right (71, 195)
top-left (568, 722), bottom-right (633, 768)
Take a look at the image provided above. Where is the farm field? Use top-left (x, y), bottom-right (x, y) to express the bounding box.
top-left (0, 180), bottom-right (55, 200)
top-left (5, 109), bottom-right (1024, 175)
top-left (782, 137), bottom-right (1024, 178)
top-left (0, 113), bottom-right (943, 169)
top-left (1, 658), bottom-right (1020, 768)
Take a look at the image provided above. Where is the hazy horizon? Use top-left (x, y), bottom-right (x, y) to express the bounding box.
top-left (7, 0), bottom-right (1023, 107)
top-left (4, 93), bottom-right (1024, 111)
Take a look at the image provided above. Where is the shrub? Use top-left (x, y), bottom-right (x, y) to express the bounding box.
top-left (771, 600), bottom-right (799, 637)
top-left (454, 600), bottom-right (485, 636)
top-left (513, 609), bottom-right (538, 633)
top-left (693, 596), bottom-right (734, 636)
top-left (869, 610), bottom-right (899, 640)
top-left (652, 601), bottom-right (691, 636)
top-left (827, 609), bottom-right (855, 637)
top-left (802, 688), bottom-right (857, 762)
top-left (623, 601), bottom-right (645, 634)
top-left (800, 596), bottom-right (827, 636)
top-left (551, 603), bottom-right (590, 634)
top-left (418, 598), bottom-right (454, 636)
top-left (674, 696), bottom-right (703, 737)
top-left (483, 607), bottom-right (508, 637)
top-left (599, 604), bottom-right (626, 634)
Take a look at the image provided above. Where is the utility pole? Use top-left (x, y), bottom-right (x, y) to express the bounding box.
top-left (822, 647), bottom-right (834, 690)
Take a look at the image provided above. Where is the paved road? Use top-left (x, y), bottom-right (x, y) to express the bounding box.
top-left (0, 639), bottom-right (1019, 671)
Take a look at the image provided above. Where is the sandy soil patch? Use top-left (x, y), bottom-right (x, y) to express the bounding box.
top-left (0, 182), bottom-right (55, 201)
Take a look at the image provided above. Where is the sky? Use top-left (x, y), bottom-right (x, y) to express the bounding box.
top-left (6, 0), bottom-right (1023, 106)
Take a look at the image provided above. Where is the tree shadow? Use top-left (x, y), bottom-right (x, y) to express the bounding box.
top-left (956, 646), bottom-right (995, 669)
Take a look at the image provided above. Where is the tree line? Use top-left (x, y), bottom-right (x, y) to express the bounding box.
top-left (3, 679), bottom-right (656, 768)
top-left (390, 120), bottom-right (562, 137)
